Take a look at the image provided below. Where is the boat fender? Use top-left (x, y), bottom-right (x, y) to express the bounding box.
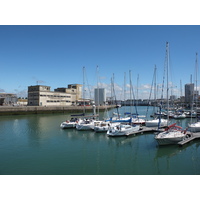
top-left (186, 134), bottom-right (191, 138)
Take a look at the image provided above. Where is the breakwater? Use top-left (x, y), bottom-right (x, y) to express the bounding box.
top-left (0, 105), bottom-right (115, 115)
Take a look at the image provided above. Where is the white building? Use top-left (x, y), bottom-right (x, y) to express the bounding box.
top-left (94, 88), bottom-right (106, 106)
top-left (28, 84), bottom-right (82, 106)
top-left (0, 93), bottom-right (18, 106)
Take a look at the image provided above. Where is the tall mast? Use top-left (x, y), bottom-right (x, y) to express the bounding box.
top-left (154, 65), bottom-right (157, 114)
top-left (166, 42), bottom-right (169, 124)
top-left (137, 74), bottom-right (139, 106)
top-left (129, 70), bottom-right (133, 114)
top-left (124, 72), bottom-right (126, 111)
top-left (96, 65), bottom-right (99, 117)
top-left (83, 66), bottom-right (86, 114)
top-left (195, 53), bottom-right (198, 107)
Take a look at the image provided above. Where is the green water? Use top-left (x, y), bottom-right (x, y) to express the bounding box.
top-left (0, 106), bottom-right (200, 175)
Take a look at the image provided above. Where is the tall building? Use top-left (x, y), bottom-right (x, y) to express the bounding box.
top-left (94, 88), bottom-right (106, 105)
top-left (185, 83), bottom-right (194, 104)
top-left (28, 84), bottom-right (82, 106)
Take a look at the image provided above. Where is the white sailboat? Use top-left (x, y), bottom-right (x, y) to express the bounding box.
top-left (76, 118), bottom-right (98, 131)
top-left (60, 117), bottom-right (81, 129)
top-left (107, 124), bottom-right (140, 137)
top-left (146, 65), bottom-right (168, 127)
top-left (76, 67), bottom-right (100, 131)
top-left (94, 121), bottom-right (120, 133)
top-left (188, 53), bottom-right (200, 132)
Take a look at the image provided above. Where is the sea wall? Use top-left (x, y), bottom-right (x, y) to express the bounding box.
top-left (0, 105), bottom-right (115, 115)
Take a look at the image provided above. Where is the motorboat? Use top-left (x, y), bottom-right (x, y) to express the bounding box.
top-left (145, 118), bottom-right (168, 127)
top-left (155, 123), bottom-right (189, 145)
top-left (60, 118), bottom-right (80, 129)
top-left (107, 124), bottom-right (140, 137)
top-left (94, 121), bottom-right (120, 133)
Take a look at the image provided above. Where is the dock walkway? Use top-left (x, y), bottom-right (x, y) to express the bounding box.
top-left (178, 132), bottom-right (200, 146)
top-left (125, 126), bottom-right (165, 136)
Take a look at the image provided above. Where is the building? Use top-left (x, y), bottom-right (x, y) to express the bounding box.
top-left (0, 93), bottom-right (18, 106)
top-left (94, 88), bottom-right (106, 105)
top-left (185, 83), bottom-right (194, 104)
top-left (28, 84), bottom-right (82, 106)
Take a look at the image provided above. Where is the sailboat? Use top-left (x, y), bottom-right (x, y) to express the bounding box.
top-left (94, 121), bottom-right (120, 133)
top-left (145, 65), bottom-right (168, 127)
top-left (107, 123), bottom-right (140, 137)
top-left (60, 117), bottom-right (82, 129)
top-left (76, 67), bottom-right (99, 131)
top-left (188, 53), bottom-right (200, 132)
top-left (155, 42), bottom-right (188, 145)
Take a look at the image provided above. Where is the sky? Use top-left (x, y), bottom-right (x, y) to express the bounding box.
top-left (1, 25), bottom-right (200, 99)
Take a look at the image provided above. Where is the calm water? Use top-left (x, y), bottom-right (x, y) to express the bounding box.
top-left (0, 106), bottom-right (200, 175)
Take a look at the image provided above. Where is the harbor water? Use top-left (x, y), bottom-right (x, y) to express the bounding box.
top-left (0, 106), bottom-right (200, 175)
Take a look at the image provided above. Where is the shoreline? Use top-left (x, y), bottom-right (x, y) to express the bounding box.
top-left (0, 105), bottom-right (115, 115)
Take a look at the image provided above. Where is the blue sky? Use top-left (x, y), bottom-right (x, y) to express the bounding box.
top-left (0, 25), bottom-right (200, 99)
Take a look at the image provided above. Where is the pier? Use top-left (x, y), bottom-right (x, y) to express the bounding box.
top-left (178, 132), bottom-right (200, 146)
top-left (125, 126), bottom-right (165, 136)
top-left (0, 105), bottom-right (115, 115)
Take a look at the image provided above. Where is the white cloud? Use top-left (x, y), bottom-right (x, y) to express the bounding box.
top-left (0, 88), bottom-right (5, 92)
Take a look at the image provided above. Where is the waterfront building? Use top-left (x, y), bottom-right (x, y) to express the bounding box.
top-left (0, 93), bottom-right (18, 106)
top-left (185, 83), bottom-right (194, 105)
top-left (17, 98), bottom-right (28, 106)
top-left (28, 84), bottom-right (82, 106)
top-left (94, 88), bottom-right (106, 105)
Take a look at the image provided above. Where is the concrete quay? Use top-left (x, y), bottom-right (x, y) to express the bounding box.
top-left (0, 105), bottom-right (115, 115)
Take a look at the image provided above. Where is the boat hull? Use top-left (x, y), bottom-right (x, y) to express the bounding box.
top-left (188, 122), bottom-right (200, 132)
top-left (60, 122), bottom-right (77, 129)
top-left (155, 136), bottom-right (185, 145)
top-left (76, 124), bottom-right (94, 131)
top-left (145, 119), bottom-right (168, 127)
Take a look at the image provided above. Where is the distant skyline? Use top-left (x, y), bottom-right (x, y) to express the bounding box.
top-left (1, 25), bottom-right (200, 99)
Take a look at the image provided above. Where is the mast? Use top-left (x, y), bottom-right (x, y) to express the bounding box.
top-left (129, 70), bottom-right (133, 114)
top-left (137, 74), bottom-right (139, 107)
top-left (166, 42), bottom-right (169, 124)
top-left (124, 72), bottom-right (126, 112)
top-left (195, 53), bottom-right (198, 108)
top-left (112, 73), bottom-right (120, 119)
top-left (96, 65), bottom-right (99, 117)
top-left (83, 66), bottom-right (86, 114)
top-left (154, 65), bottom-right (157, 114)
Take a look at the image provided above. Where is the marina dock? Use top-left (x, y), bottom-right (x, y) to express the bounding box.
top-left (178, 132), bottom-right (200, 146)
top-left (125, 126), bottom-right (165, 136)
